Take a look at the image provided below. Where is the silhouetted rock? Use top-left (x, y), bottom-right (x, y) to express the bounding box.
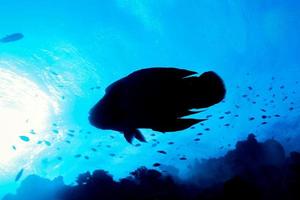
top-left (4, 135), bottom-right (300, 200)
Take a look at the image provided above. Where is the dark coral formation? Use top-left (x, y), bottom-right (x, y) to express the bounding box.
top-left (4, 135), bottom-right (300, 200)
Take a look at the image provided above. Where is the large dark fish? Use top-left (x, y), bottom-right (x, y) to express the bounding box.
top-left (89, 67), bottom-right (226, 143)
top-left (0, 33), bottom-right (24, 43)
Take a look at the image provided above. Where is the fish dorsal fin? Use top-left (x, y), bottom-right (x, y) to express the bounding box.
top-left (123, 129), bottom-right (146, 144)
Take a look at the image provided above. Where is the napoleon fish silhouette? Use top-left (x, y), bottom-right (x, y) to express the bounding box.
top-left (89, 67), bottom-right (226, 143)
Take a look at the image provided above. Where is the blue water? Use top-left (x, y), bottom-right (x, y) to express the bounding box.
top-left (0, 0), bottom-right (300, 198)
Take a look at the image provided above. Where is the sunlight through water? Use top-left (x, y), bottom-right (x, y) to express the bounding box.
top-left (0, 67), bottom-right (59, 179)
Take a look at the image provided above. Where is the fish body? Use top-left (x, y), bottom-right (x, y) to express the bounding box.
top-left (89, 67), bottom-right (226, 143)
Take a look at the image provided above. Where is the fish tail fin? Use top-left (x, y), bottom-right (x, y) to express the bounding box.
top-left (123, 129), bottom-right (146, 144)
top-left (188, 71), bottom-right (226, 108)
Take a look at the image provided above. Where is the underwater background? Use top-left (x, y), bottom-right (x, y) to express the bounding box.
top-left (0, 0), bottom-right (300, 199)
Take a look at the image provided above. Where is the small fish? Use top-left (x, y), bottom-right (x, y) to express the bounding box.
top-left (289, 107), bottom-right (294, 111)
top-left (135, 144), bottom-right (141, 147)
top-left (0, 33), bottom-right (24, 43)
top-left (248, 86), bottom-right (253, 90)
top-left (283, 96), bottom-right (288, 101)
top-left (19, 136), bottom-right (30, 142)
top-left (224, 123), bottom-right (230, 127)
top-left (261, 122), bottom-right (267, 125)
top-left (225, 111), bottom-right (231, 115)
top-left (84, 156), bottom-right (90, 160)
top-left (50, 71), bottom-right (58, 76)
top-left (152, 143), bottom-right (158, 147)
top-left (157, 150), bottom-right (167, 154)
top-left (168, 142), bottom-right (174, 145)
top-left (153, 163), bottom-right (161, 167)
top-left (15, 169), bottom-right (24, 182)
top-left (204, 128), bottom-right (210, 131)
top-left (194, 138), bottom-right (200, 141)
top-left (249, 117), bottom-right (255, 121)
top-left (261, 115), bottom-right (267, 119)
top-left (179, 157), bottom-right (187, 160)
top-left (274, 114), bottom-right (280, 117)
top-left (91, 148), bottom-right (97, 152)
top-left (12, 145), bottom-right (17, 150)
top-left (109, 153), bottom-right (116, 157)
top-left (75, 154), bottom-right (82, 158)
top-left (52, 130), bottom-right (59, 134)
top-left (57, 157), bottom-right (63, 161)
top-left (44, 140), bottom-right (51, 146)
top-left (219, 116), bottom-right (224, 119)
top-left (67, 133), bottom-right (75, 137)
top-left (197, 133), bottom-right (203, 136)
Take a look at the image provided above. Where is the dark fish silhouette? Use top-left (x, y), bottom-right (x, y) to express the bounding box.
top-left (153, 163), bottom-right (161, 167)
top-left (0, 33), bottom-right (24, 43)
top-left (15, 169), bottom-right (24, 182)
top-left (89, 67), bottom-right (226, 143)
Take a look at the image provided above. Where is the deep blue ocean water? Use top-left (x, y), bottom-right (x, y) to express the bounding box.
top-left (0, 0), bottom-right (300, 198)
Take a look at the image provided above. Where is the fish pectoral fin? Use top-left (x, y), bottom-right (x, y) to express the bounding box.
top-left (123, 129), bottom-right (146, 144)
top-left (134, 129), bottom-right (147, 143)
top-left (123, 131), bottom-right (134, 144)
